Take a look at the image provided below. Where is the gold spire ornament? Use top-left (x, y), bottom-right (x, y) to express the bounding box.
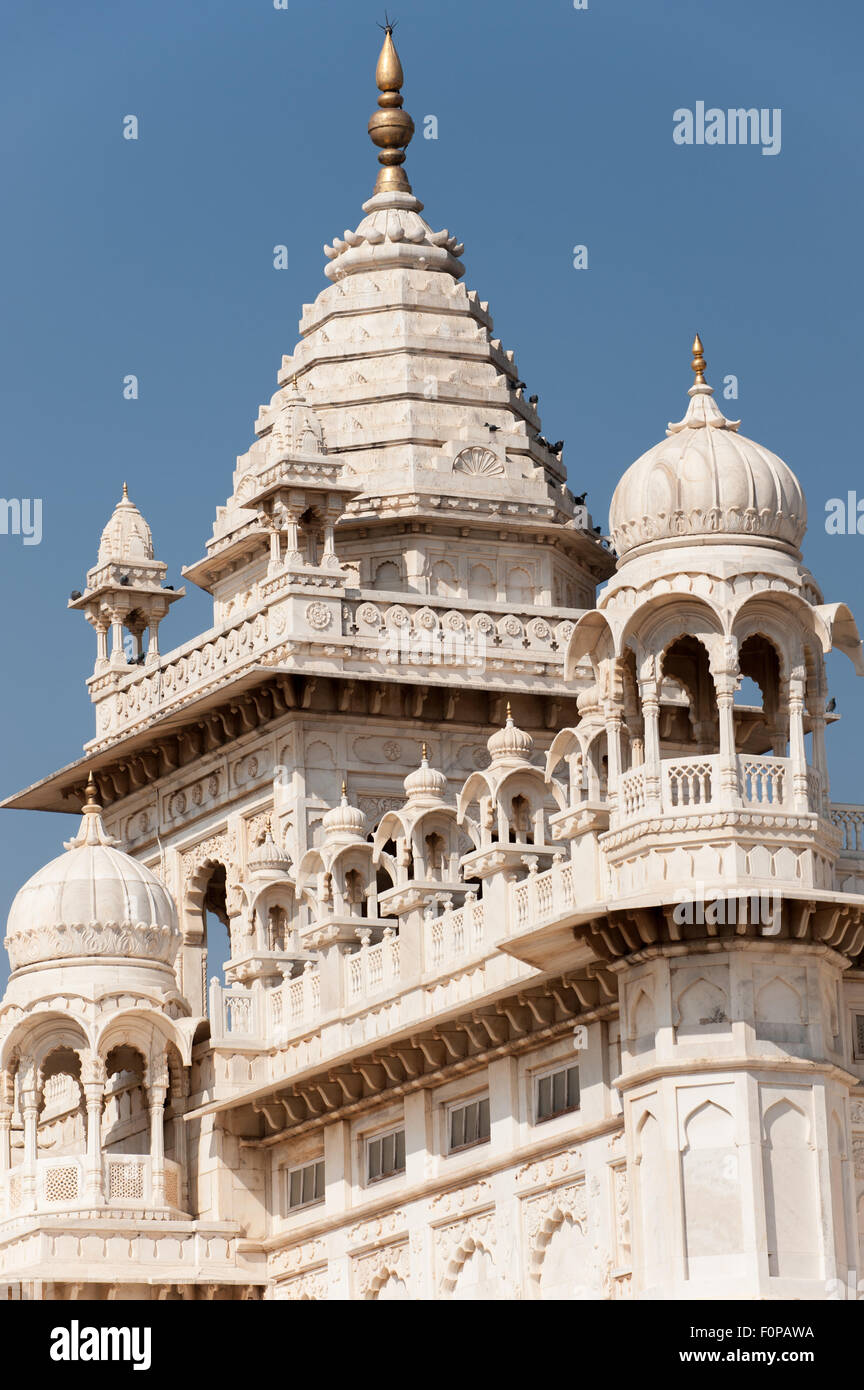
top-left (368, 21), bottom-right (415, 195)
top-left (691, 333), bottom-right (707, 386)
top-left (83, 771), bottom-right (101, 810)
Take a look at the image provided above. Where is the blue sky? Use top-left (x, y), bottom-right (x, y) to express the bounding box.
top-left (1, 0), bottom-right (863, 980)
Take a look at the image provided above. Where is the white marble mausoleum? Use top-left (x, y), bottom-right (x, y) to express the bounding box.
top-left (3, 29), bottom-right (864, 1302)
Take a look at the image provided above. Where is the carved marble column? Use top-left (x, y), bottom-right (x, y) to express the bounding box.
top-left (788, 670), bottom-right (809, 812)
top-left (170, 1070), bottom-right (189, 1212)
top-left (108, 608), bottom-right (127, 668)
top-left (639, 680), bottom-right (662, 808)
top-left (148, 1064), bottom-right (169, 1207)
top-left (604, 709), bottom-right (623, 815)
top-left (0, 1071), bottom-right (13, 1176)
top-left (82, 1055), bottom-right (106, 1202)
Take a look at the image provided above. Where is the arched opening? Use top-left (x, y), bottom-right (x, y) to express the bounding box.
top-left (267, 905), bottom-right (289, 952)
top-left (736, 633), bottom-right (783, 754)
top-left (660, 636), bottom-right (718, 756)
top-left (344, 868), bottom-right (367, 918)
top-left (102, 1045), bottom-right (148, 1157)
top-left (38, 1047), bottom-right (84, 1159)
top-left (298, 507), bottom-right (323, 567)
top-left (202, 863), bottom-right (231, 990)
top-left (508, 794), bottom-right (534, 845)
top-left (424, 831), bottom-right (446, 877)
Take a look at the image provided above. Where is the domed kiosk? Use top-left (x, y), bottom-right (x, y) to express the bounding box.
top-left (0, 776), bottom-right (195, 1229)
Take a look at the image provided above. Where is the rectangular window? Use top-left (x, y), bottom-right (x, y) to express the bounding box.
top-left (448, 1096), bottom-right (491, 1153)
top-left (366, 1128), bottom-right (406, 1184)
top-left (286, 1158), bottom-right (325, 1212)
top-left (535, 1065), bottom-right (580, 1123)
top-left (854, 1014), bottom-right (864, 1060)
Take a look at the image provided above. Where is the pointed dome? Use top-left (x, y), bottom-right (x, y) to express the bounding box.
top-left (96, 484), bottom-right (155, 565)
top-left (404, 745), bottom-right (448, 802)
top-left (322, 784), bottom-right (368, 839)
top-left (267, 378), bottom-right (326, 461)
top-left (4, 776), bottom-right (179, 974)
top-left (487, 706), bottom-right (534, 763)
top-left (609, 337), bottom-right (807, 561)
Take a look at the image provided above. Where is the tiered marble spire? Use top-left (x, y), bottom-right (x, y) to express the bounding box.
top-left (185, 25), bottom-right (610, 607)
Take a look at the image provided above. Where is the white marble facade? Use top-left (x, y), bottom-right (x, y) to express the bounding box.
top-left (3, 31), bottom-right (864, 1302)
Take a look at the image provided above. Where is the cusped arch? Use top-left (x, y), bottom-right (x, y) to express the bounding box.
top-left (95, 1008), bottom-right (193, 1070)
top-left (529, 1201), bottom-right (588, 1283)
top-left (440, 1234), bottom-right (497, 1296)
top-left (1, 1012), bottom-right (93, 1075)
top-left (621, 594), bottom-right (726, 673)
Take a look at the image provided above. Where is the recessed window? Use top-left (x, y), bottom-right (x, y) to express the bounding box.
top-left (285, 1158), bottom-right (325, 1212)
top-left (853, 1014), bottom-right (864, 1061)
top-left (535, 1064), bottom-right (580, 1123)
top-left (448, 1096), bottom-right (490, 1153)
top-left (366, 1128), bottom-right (406, 1184)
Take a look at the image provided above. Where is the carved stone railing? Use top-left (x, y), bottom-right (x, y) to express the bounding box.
top-left (346, 928), bottom-right (400, 1004)
top-left (513, 860), bottom-right (576, 933)
top-left (614, 754), bottom-right (820, 824)
top-left (1, 1155), bottom-right (184, 1216)
top-left (271, 965), bottom-right (321, 1033)
top-left (208, 895), bottom-right (498, 1051)
top-left (619, 767), bottom-right (647, 817)
top-left (86, 586), bottom-right (585, 750)
top-left (738, 755), bottom-right (789, 808)
top-left (664, 756), bottom-right (717, 809)
top-left (831, 805), bottom-right (864, 855)
top-left (427, 897), bottom-right (485, 969)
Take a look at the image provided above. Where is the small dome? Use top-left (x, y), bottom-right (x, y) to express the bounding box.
top-left (487, 707), bottom-right (534, 763)
top-left (609, 340), bottom-right (807, 561)
top-left (97, 484), bottom-right (155, 565)
top-left (248, 825), bottom-right (292, 876)
top-left (322, 784), bottom-right (368, 838)
top-left (5, 778), bottom-right (178, 974)
top-left (404, 746), bottom-right (448, 801)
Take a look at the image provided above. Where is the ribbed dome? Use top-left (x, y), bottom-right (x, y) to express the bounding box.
top-left (609, 356), bottom-right (806, 560)
top-left (322, 786), bottom-right (368, 838)
top-left (97, 485), bottom-right (155, 565)
top-left (5, 781), bottom-right (178, 973)
top-left (404, 747), bottom-right (448, 801)
top-left (248, 826), bottom-right (292, 875)
top-left (487, 708), bottom-right (534, 763)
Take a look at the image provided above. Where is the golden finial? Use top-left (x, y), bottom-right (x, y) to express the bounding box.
top-left (122, 481), bottom-right (129, 499)
top-left (505, 701), bottom-right (513, 722)
top-left (691, 333), bottom-right (707, 386)
top-left (341, 779), bottom-right (348, 800)
top-left (368, 19), bottom-right (415, 195)
top-left (421, 742), bottom-right (428, 761)
top-left (83, 771), bottom-right (101, 810)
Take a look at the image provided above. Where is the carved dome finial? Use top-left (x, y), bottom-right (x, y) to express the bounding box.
top-left (691, 333), bottom-right (706, 386)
